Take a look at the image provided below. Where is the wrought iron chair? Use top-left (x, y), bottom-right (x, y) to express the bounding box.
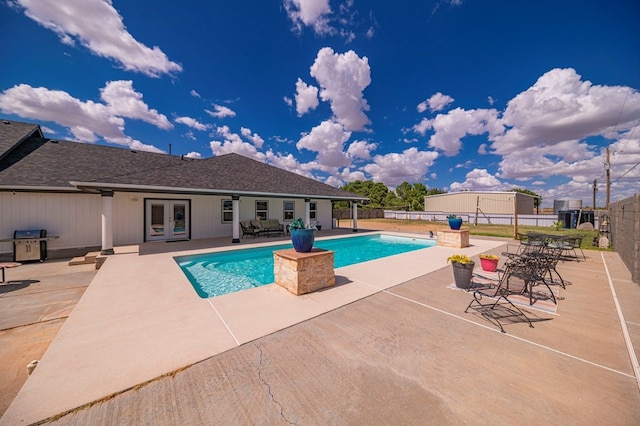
top-left (464, 255), bottom-right (535, 333)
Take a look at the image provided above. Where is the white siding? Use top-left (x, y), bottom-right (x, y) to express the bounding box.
top-left (1, 192), bottom-right (337, 255)
top-left (1, 192), bottom-right (101, 254)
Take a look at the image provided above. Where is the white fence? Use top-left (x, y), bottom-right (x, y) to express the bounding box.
top-left (384, 210), bottom-right (599, 228)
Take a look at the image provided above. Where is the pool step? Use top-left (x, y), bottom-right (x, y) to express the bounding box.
top-left (68, 252), bottom-right (106, 269)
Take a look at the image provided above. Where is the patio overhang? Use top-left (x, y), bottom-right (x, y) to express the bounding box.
top-left (68, 181), bottom-right (369, 202)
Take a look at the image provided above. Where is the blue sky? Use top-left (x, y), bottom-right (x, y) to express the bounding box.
top-left (1, 0), bottom-right (639, 207)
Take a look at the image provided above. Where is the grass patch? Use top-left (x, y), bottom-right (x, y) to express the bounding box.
top-left (356, 218), bottom-right (610, 251)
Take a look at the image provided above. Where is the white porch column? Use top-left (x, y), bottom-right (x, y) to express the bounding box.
top-left (304, 198), bottom-right (311, 226)
top-left (352, 201), bottom-right (358, 232)
top-left (101, 191), bottom-right (114, 255)
top-left (232, 195), bottom-right (240, 243)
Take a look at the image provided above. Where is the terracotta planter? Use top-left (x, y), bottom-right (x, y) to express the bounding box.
top-left (480, 257), bottom-right (498, 272)
top-left (452, 261), bottom-right (474, 289)
top-left (448, 218), bottom-right (463, 230)
top-left (290, 229), bottom-right (315, 253)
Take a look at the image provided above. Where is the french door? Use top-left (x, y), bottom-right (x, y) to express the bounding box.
top-left (145, 199), bottom-right (189, 241)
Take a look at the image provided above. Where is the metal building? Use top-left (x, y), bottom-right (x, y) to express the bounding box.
top-left (424, 191), bottom-right (536, 215)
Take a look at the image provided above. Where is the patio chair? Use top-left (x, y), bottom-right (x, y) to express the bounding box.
top-left (240, 221), bottom-right (259, 238)
top-left (558, 235), bottom-right (586, 261)
top-left (517, 233), bottom-right (546, 253)
top-left (464, 256), bottom-right (535, 333)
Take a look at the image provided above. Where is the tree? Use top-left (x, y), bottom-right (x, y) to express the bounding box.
top-left (426, 187), bottom-right (446, 196)
top-left (395, 182), bottom-right (413, 206)
top-left (340, 180), bottom-right (389, 208)
top-left (338, 180), bottom-right (446, 210)
top-left (383, 191), bottom-right (402, 207)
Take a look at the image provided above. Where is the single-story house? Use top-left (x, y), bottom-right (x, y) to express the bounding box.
top-left (0, 119), bottom-right (367, 259)
top-left (424, 191), bottom-right (536, 215)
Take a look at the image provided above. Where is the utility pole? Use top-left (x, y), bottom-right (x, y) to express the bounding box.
top-left (605, 147), bottom-right (611, 210)
top-left (592, 179), bottom-right (597, 210)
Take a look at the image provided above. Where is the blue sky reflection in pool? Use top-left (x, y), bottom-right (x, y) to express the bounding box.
top-left (176, 234), bottom-right (435, 298)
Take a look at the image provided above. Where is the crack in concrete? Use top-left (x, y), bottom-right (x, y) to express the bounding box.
top-left (255, 343), bottom-right (297, 425)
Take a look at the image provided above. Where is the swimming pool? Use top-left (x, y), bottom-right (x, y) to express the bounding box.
top-left (175, 234), bottom-right (435, 298)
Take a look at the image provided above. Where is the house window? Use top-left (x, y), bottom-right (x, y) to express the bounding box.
top-left (222, 199), bottom-right (233, 223)
top-left (309, 202), bottom-right (317, 220)
top-left (283, 201), bottom-right (295, 220)
top-left (256, 200), bottom-right (269, 220)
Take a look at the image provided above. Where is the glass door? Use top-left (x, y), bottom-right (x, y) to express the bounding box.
top-left (148, 201), bottom-right (167, 241)
top-left (146, 200), bottom-right (189, 241)
top-left (170, 202), bottom-right (187, 239)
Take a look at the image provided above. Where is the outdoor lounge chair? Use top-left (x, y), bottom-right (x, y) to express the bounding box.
top-left (240, 221), bottom-right (259, 238)
top-left (250, 219), bottom-right (285, 237)
top-left (464, 254), bottom-right (539, 333)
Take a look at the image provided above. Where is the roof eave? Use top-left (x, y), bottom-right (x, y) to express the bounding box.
top-left (69, 181), bottom-right (368, 201)
top-left (0, 185), bottom-right (81, 193)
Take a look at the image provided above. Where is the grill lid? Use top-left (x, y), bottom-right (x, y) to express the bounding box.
top-left (14, 229), bottom-right (46, 239)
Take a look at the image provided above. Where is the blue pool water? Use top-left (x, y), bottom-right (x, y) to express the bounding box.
top-left (175, 234), bottom-right (435, 298)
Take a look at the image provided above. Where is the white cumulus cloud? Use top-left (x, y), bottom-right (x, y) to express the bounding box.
top-left (209, 126), bottom-right (266, 161)
top-left (0, 82), bottom-right (167, 152)
top-left (310, 47), bottom-right (371, 131)
top-left (412, 118), bottom-right (433, 136)
top-left (240, 127), bottom-right (265, 148)
top-left (449, 168), bottom-right (508, 192)
top-left (175, 116), bottom-right (210, 131)
top-left (205, 104), bottom-right (237, 119)
top-left (495, 68), bottom-right (640, 155)
top-left (100, 80), bottom-right (172, 130)
top-left (294, 78), bottom-right (319, 116)
top-left (490, 68), bottom-right (640, 193)
top-left (426, 107), bottom-right (502, 156)
top-left (417, 92), bottom-right (454, 113)
top-left (11, 0), bottom-right (182, 77)
top-left (297, 119), bottom-right (352, 168)
top-left (284, 0), bottom-right (332, 35)
top-left (363, 147), bottom-right (439, 186)
top-left (347, 140), bottom-right (377, 160)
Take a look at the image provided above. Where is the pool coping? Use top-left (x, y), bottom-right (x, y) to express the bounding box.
top-left (1, 231), bottom-right (504, 425)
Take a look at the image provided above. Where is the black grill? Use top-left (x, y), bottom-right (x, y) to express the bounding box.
top-left (13, 229), bottom-right (48, 262)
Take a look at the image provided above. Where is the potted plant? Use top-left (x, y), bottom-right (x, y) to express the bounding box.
top-left (479, 254), bottom-right (499, 272)
top-left (447, 214), bottom-right (463, 230)
top-left (289, 218), bottom-right (315, 252)
top-left (447, 254), bottom-right (475, 289)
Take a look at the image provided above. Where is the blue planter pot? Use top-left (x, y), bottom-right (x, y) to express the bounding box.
top-left (448, 218), bottom-right (463, 230)
top-left (290, 229), bottom-right (315, 252)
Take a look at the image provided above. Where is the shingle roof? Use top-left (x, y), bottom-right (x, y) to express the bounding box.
top-left (0, 119), bottom-right (42, 161)
top-left (0, 121), bottom-right (364, 200)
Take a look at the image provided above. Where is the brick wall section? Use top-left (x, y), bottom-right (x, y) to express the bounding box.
top-left (610, 194), bottom-right (640, 284)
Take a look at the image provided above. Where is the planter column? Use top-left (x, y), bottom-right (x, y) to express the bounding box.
top-left (100, 190), bottom-right (114, 255)
top-left (352, 201), bottom-right (358, 232)
top-left (232, 195), bottom-right (240, 243)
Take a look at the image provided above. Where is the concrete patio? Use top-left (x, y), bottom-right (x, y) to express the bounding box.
top-left (1, 229), bottom-right (639, 424)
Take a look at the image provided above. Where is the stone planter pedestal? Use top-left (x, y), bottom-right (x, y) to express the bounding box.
top-left (274, 248), bottom-right (335, 295)
top-left (437, 229), bottom-right (470, 248)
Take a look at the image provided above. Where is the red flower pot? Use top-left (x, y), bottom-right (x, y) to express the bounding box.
top-left (480, 257), bottom-right (498, 272)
